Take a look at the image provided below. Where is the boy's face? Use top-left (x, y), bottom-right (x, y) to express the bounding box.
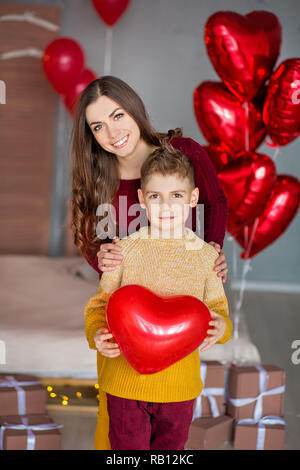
top-left (137, 173), bottom-right (199, 237)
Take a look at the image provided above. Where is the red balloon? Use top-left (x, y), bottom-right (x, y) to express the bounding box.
top-left (263, 58), bottom-right (300, 146)
top-left (218, 152), bottom-right (276, 234)
top-left (62, 68), bottom-right (97, 115)
top-left (203, 145), bottom-right (232, 174)
top-left (245, 11), bottom-right (282, 71)
top-left (106, 284), bottom-right (211, 374)
top-left (194, 82), bottom-right (266, 154)
top-left (42, 38), bottom-right (85, 94)
top-left (232, 175), bottom-right (300, 258)
top-left (92, 0), bottom-right (130, 26)
top-left (204, 11), bottom-right (281, 102)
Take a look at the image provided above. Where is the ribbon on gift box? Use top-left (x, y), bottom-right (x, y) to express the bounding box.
top-left (236, 415), bottom-right (286, 450)
top-left (0, 375), bottom-right (41, 416)
top-left (0, 416), bottom-right (64, 450)
top-left (192, 363), bottom-right (224, 420)
top-left (228, 365), bottom-right (285, 421)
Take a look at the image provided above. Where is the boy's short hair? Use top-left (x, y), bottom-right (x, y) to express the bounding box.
top-left (140, 143), bottom-right (195, 193)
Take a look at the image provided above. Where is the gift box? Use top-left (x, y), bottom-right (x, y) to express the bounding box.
top-left (0, 413), bottom-right (63, 450)
top-left (0, 374), bottom-right (47, 416)
top-left (226, 365), bottom-right (285, 420)
top-left (192, 361), bottom-right (226, 419)
top-left (185, 415), bottom-right (233, 450)
top-left (233, 416), bottom-right (286, 450)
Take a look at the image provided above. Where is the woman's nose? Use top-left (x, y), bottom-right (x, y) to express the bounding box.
top-left (107, 123), bottom-right (122, 141)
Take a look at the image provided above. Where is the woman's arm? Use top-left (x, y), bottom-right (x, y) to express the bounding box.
top-left (191, 140), bottom-right (228, 248)
top-left (84, 251), bottom-right (124, 350)
top-left (173, 138), bottom-right (228, 248)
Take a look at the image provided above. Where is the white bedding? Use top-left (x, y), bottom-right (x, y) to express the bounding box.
top-left (0, 255), bottom-right (260, 378)
top-left (0, 255), bottom-right (99, 378)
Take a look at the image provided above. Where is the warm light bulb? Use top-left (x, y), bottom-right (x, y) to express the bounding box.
top-left (62, 400), bottom-right (68, 406)
top-left (47, 386), bottom-right (53, 392)
top-left (50, 393), bottom-right (56, 398)
top-left (94, 383), bottom-right (99, 389)
top-left (76, 392), bottom-right (82, 398)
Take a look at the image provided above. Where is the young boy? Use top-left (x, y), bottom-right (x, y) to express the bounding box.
top-left (84, 144), bottom-right (232, 450)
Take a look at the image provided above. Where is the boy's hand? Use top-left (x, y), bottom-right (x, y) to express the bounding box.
top-left (94, 327), bottom-right (121, 358)
top-left (208, 241), bottom-right (228, 283)
top-left (200, 310), bottom-right (226, 352)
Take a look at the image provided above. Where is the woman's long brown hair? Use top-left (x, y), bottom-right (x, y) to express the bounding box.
top-left (70, 75), bottom-right (183, 260)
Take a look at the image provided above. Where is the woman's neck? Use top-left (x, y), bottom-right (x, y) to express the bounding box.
top-left (117, 139), bottom-right (160, 180)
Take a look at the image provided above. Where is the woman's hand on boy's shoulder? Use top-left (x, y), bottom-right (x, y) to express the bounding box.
top-left (97, 237), bottom-right (124, 272)
top-left (208, 241), bottom-right (228, 284)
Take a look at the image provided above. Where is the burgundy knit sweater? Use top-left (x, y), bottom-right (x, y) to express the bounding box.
top-left (84, 137), bottom-right (228, 279)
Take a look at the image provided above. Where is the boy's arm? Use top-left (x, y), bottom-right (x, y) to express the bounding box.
top-left (84, 260), bottom-right (123, 350)
top-left (203, 250), bottom-right (232, 344)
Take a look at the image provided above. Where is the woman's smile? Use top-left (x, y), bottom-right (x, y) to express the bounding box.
top-left (112, 134), bottom-right (129, 149)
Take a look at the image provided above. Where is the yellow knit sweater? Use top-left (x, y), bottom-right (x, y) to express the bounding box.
top-left (84, 225), bottom-right (232, 405)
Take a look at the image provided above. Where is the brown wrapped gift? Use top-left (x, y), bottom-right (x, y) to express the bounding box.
top-left (226, 365), bottom-right (285, 419)
top-left (192, 361), bottom-right (226, 419)
top-left (185, 415), bottom-right (233, 450)
top-left (233, 417), bottom-right (285, 450)
top-left (0, 414), bottom-right (62, 450)
top-left (0, 374), bottom-right (47, 416)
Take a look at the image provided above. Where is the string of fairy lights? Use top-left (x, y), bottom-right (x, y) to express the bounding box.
top-left (46, 383), bottom-right (100, 406)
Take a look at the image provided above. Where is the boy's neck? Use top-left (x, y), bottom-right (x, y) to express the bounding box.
top-left (146, 224), bottom-right (186, 240)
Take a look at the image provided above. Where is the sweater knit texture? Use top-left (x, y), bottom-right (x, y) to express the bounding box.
top-left (84, 225), bottom-right (232, 403)
top-left (84, 137), bottom-right (228, 280)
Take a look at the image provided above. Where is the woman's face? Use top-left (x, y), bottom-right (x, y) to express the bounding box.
top-left (85, 95), bottom-right (141, 156)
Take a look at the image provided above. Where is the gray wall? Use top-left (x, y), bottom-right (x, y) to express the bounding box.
top-left (7, 0), bottom-right (300, 287)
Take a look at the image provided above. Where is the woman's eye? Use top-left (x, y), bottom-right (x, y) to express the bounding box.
top-left (149, 194), bottom-right (159, 199)
top-left (173, 193), bottom-right (183, 198)
top-left (93, 113), bottom-right (123, 132)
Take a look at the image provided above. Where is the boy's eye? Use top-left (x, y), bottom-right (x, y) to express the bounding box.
top-left (149, 193), bottom-right (183, 199)
top-left (93, 113), bottom-right (124, 132)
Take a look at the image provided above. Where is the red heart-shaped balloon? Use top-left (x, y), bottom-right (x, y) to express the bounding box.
top-left (218, 152), bottom-right (276, 234)
top-left (203, 145), bottom-right (232, 174)
top-left (204, 11), bottom-right (278, 102)
top-left (194, 82), bottom-right (266, 154)
top-left (232, 175), bottom-right (300, 258)
top-left (106, 284), bottom-right (211, 374)
top-left (263, 58), bottom-right (300, 146)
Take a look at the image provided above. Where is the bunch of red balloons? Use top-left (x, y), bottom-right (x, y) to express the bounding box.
top-left (42, 0), bottom-right (131, 115)
top-left (194, 11), bottom-right (300, 258)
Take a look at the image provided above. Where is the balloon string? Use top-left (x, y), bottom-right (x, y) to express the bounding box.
top-left (242, 101), bottom-right (249, 152)
top-left (244, 217), bottom-right (259, 260)
top-left (272, 147), bottom-right (281, 162)
top-left (104, 26), bottom-right (113, 75)
top-left (243, 225), bottom-right (248, 248)
top-left (227, 234), bottom-right (252, 364)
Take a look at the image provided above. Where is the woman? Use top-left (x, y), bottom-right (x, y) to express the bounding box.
top-left (70, 75), bottom-right (229, 449)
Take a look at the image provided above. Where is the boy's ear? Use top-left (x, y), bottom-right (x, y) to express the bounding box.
top-left (189, 187), bottom-right (199, 208)
top-left (137, 188), bottom-right (146, 209)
